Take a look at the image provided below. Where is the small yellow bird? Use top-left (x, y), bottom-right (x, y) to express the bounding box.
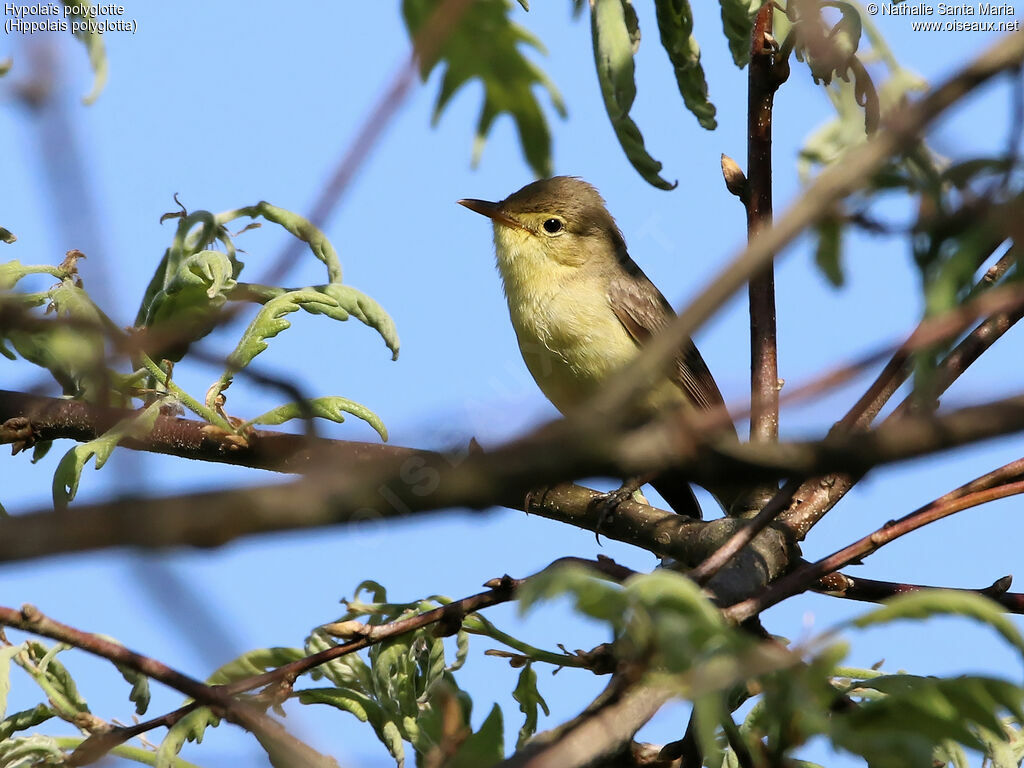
top-left (459, 176), bottom-right (740, 518)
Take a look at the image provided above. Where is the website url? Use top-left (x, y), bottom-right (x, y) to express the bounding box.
top-left (911, 18), bottom-right (1022, 29)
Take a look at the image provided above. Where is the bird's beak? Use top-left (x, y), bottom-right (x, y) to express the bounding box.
top-left (457, 198), bottom-right (530, 232)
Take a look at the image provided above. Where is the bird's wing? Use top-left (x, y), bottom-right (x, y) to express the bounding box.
top-left (607, 255), bottom-right (726, 412)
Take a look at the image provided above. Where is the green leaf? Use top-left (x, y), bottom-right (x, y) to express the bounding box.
top-left (0, 644), bottom-right (25, 720)
top-left (718, 0), bottom-right (759, 67)
top-left (942, 157), bottom-right (1015, 189)
top-left (512, 664), bottom-right (548, 748)
top-left (591, 0), bottom-right (676, 189)
top-left (851, 591), bottom-right (1024, 663)
top-left (0, 704), bottom-right (54, 741)
top-left (242, 202), bottom-right (343, 284)
top-left (213, 289), bottom-right (341, 399)
top-left (247, 396), bottom-right (388, 440)
top-left (305, 631), bottom-right (375, 693)
top-left (0, 733), bottom-right (66, 766)
top-left (206, 647), bottom-right (307, 685)
top-left (835, 675), bottom-right (1024, 767)
top-left (157, 706), bottom-right (221, 768)
top-left (815, 213), bottom-right (844, 287)
top-left (402, 0), bottom-right (566, 177)
top-left (305, 283), bottom-right (400, 361)
top-left (16, 642), bottom-right (91, 719)
top-left (30, 440), bottom-right (52, 464)
top-left (450, 629), bottom-right (470, 672)
top-left (516, 562), bottom-right (626, 625)
top-left (654, 0), bottom-right (717, 130)
top-left (297, 687), bottom-right (379, 723)
top-left (52, 401), bottom-right (162, 507)
top-left (63, 1), bottom-right (108, 104)
top-left (142, 249), bottom-right (238, 361)
top-left (114, 663), bottom-right (151, 716)
top-left (448, 704), bottom-right (504, 768)
top-left (0, 260), bottom-right (62, 291)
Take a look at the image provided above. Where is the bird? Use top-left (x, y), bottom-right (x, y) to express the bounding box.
top-left (458, 176), bottom-right (740, 518)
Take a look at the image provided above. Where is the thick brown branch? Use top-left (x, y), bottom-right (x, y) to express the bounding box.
top-left (500, 679), bottom-right (672, 768)
top-left (0, 388), bottom-right (409, 472)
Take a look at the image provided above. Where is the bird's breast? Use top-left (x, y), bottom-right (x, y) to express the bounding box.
top-left (501, 265), bottom-right (639, 414)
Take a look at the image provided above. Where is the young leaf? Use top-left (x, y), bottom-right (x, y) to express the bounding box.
top-left (156, 706), bottom-right (221, 768)
top-left (0, 704), bottom-right (54, 741)
top-left (62, 1), bottom-right (108, 104)
top-left (512, 664), bottom-right (549, 748)
top-left (212, 289), bottom-right (343, 400)
top-left (52, 400), bottom-right (162, 507)
top-left (654, 0), bottom-right (717, 130)
top-left (297, 687), bottom-right (380, 724)
top-left (0, 644), bottom-right (25, 720)
top-left (305, 284), bottom-right (400, 361)
top-left (114, 663), bottom-right (151, 716)
top-left (0, 734), bottom-right (66, 766)
top-left (835, 675), bottom-right (1024, 766)
top-left (239, 202), bottom-right (343, 284)
top-left (206, 647), bottom-right (307, 685)
top-left (142, 249), bottom-right (238, 361)
top-left (815, 213), bottom-right (845, 287)
top-left (402, 0), bottom-right (565, 177)
top-left (247, 397), bottom-right (387, 440)
top-left (591, 0), bottom-right (676, 189)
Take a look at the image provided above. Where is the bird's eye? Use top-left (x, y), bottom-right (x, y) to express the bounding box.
top-left (542, 218), bottom-right (563, 234)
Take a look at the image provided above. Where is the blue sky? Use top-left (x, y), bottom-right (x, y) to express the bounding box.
top-left (1, 2), bottom-right (1023, 766)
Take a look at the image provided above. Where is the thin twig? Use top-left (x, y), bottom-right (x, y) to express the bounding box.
top-left (58, 558), bottom-right (619, 763)
top-left (781, 259), bottom-right (1024, 537)
top-left (0, 605), bottom-right (338, 768)
top-left (746, 2), bottom-right (782, 451)
top-left (814, 572), bottom-right (1024, 613)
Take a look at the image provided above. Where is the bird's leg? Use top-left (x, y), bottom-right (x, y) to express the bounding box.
top-left (589, 475), bottom-right (655, 543)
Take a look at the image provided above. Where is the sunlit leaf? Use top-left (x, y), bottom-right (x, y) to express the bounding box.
top-left (247, 396), bottom-right (387, 440)
top-left (403, 0), bottom-right (565, 177)
top-left (52, 401), bottom-right (162, 507)
top-left (654, 0), bottom-right (717, 130)
top-left (591, 0), bottom-right (676, 189)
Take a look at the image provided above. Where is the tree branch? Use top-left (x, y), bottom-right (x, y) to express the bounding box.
top-left (0, 604), bottom-right (339, 768)
top-left (746, 2), bottom-right (782, 449)
top-left (814, 572), bottom-right (1024, 613)
top-left (726, 476), bottom-right (1024, 623)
